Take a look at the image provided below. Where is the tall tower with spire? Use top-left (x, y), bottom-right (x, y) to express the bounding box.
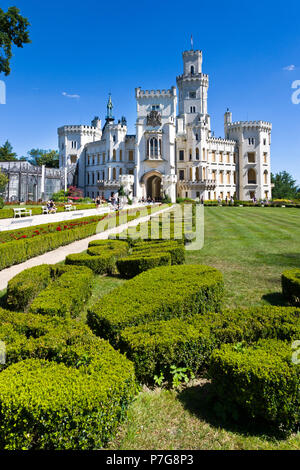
top-left (176, 49), bottom-right (209, 125)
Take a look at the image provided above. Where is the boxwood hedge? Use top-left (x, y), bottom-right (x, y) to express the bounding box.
top-left (0, 308), bottom-right (137, 449)
top-left (65, 240), bottom-right (129, 274)
top-left (29, 266), bottom-right (94, 318)
top-left (209, 339), bottom-right (300, 432)
top-left (6, 265), bottom-right (52, 311)
top-left (87, 264), bottom-right (224, 345)
top-left (118, 305), bottom-right (300, 385)
top-left (282, 268), bottom-right (300, 306)
top-left (120, 319), bottom-right (215, 383)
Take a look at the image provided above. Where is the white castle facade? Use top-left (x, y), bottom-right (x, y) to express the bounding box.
top-left (58, 49), bottom-right (272, 203)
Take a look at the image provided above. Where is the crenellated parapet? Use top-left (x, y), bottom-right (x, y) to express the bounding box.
top-left (227, 121), bottom-right (272, 132)
top-left (135, 87), bottom-right (177, 98)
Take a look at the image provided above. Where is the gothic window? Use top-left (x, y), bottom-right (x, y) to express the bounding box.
top-left (191, 65), bottom-right (194, 75)
top-left (112, 168), bottom-right (116, 179)
top-left (248, 169), bottom-right (257, 184)
top-left (189, 149), bottom-right (192, 161)
top-left (147, 137), bottom-right (161, 158)
top-left (119, 167), bottom-right (122, 175)
top-left (196, 148), bottom-right (199, 160)
top-left (190, 106), bottom-right (196, 113)
top-left (195, 133), bottom-right (199, 141)
top-left (113, 150), bottom-right (116, 161)
top-left (119, 149), bottom-right (122, 161)
top-left (195, 168), bottom-right (200, 180)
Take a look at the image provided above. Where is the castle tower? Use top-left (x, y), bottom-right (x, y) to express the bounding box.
top-left (176, 50), bottom-right (209, 124)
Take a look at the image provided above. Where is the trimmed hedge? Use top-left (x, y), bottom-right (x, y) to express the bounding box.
top-left (66, 240), bottom-right (129, 274)
top-left (87, 264), bottom-right (224, 345)
top-left (6, 265), bottom-right (52, 311)
top-left (116, 252), bottom-right (172, 278)
top-left (29, 266), bottom-right (94, 318)
top-left (0, 308), bottom-right (137, 449)
top-left (0, 203), bottom-right (98, 220)
top-left (282, 269), bottom-right (300, 306)
top-left (118, 305), bottom-right (300, 385)
top-left (0, 205), bottom-right (163, 271)
top-left (209, 339), bottom-right (300, 432)
top-left (120, 319), bottom-right (215, 383)
top-left (116, 240), bottom-right (185, 278)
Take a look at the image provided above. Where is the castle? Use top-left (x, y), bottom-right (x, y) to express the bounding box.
top-left (58, 49), bottom-right (272, 203)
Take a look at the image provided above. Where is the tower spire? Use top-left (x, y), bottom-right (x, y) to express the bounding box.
top-left (106, 93), bottom-right (114, 121)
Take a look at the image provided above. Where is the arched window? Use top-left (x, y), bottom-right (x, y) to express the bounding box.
top-left (112, 167), bottom-right (116, 179)
top-left (189, 168), bottom-right (193, 180)
top-left (195, 167), bottom-right (200, 180)
top-left (191, 65), bottom-right (194, 75)
top-left (148, 137), bottom-right (161, 158)
top-left (264, 170), bottom-right (268, 184)
top-left (248, 168), bottom-right (257, 184)
top-left (119, 167), bottom-right (122, 176)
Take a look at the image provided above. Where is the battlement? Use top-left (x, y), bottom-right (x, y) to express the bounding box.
top-left (227, 120), bottom-right (272, 131)
top-left (182, 49), bottom-right (202, 57)
top-left (135, 87), bottom-right (177, 99)
top-left (176, 73), bottom-right (209, 83)
top-left (207, 137), bottom-right (236, 145)
top-left (58, 125), bottom-right (101, 135)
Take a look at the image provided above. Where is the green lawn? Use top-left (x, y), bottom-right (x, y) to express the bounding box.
top-left (106, 206), bottom-right (300, 450)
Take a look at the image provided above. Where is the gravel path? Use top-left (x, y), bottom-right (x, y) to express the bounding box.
top-left (0, 205), bottom-right (172, 291)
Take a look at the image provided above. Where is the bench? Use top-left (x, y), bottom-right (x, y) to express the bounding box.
top-left (13, 208), bottom-right (32, 218)
top-left (65, 204), bottom-right (76, 211)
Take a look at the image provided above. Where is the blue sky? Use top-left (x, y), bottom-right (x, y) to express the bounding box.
top-left (0, 0), bottom-right (300, 183)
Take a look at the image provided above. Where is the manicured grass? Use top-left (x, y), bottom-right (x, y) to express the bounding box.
top-left (107, 207), bottom-right (300, 450)
top-left (186, 206), bottom-right (300, 308)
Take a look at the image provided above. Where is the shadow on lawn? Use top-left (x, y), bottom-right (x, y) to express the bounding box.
top-left (262, 292), bottom-right (290, 306)
top-left (264, 252), bottom-right (300, 268)
top-left (178, 381), bottom-right (287, 441)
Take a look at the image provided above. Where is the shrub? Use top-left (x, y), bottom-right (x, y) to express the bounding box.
top-left (0, 197), bottom-right (4, 210)
top-left (29, 266), bottom-right (94, 318)
top-left (282, 269), bottom-right (300, 306)
top-left (6, 265), bottom-right (52, 311)
top-left (87, 264), bottom-right (224, 345)
top-left (120, 318), bottom-right (215, 383)
top-left (66, 240), bottom-right (129, 274)
top-left (132, 240), bottom-right (185, 265)
top-left (0, 308), bottom-right (137, 449)
top-left (116, 252), bottom-right (171, 278)
top-left (189, 306), bottom-right (300, 345)
top-left (209, 339), bottom-right (300, 432)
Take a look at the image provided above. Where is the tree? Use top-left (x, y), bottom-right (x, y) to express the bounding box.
top-left (0, 6), bottom-right (30, 76)
top-left (68, 186), bottom-right (83, 199)
top-left (27, 149), bottom-right (59, 168)
top-left (271, 171), bottom-right (299, 199)
top-left (0, 140), bottom-right (17, 161)
top-left (0, 168), bottom-right (8, 194)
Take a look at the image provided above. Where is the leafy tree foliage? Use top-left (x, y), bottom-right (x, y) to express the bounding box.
top-left (271, 171), bottom-right (299, 200)
top-left (27, 149), bottom-right (59, 168)
top-left (0, 140), bottom-right (17, 161)
top-left (0, 6), bottom-right (30, 76)
top-left (0, 168), bottom-right (8, 193)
